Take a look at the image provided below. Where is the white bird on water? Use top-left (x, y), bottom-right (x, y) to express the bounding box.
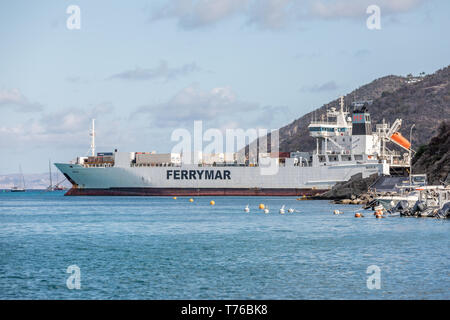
top-left (288, 208), bottom-right (294, 213)
top-left (279, 205), bottom-right (285, 214)
top-left (264, 207), bottom-right (269, 214)
top-left (244, 205), bottom-right (250, 213)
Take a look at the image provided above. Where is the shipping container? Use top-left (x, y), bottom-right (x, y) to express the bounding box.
top-left (136, 153), bottom-right (181, 165)
top-left (202, 153), bottom-right (225, 164)
top-left (270, 152), bottom-right (290, 158)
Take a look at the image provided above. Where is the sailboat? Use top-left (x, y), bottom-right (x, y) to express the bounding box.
top-left (11, 165), bottom-right (26, 192)
top-left (47, 160), bottom-right (66, 191)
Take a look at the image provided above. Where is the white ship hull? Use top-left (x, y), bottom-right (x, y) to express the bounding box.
top-left (55, 162), bottom-right (389, 196)
top-left (54, 96), bottom-right (408, 197)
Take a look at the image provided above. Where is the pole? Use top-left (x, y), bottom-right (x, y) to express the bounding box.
top-left (90, 119), bottom-right (96, 157)
top-left (49, 159), bottom-right (53, 190)
top-left (409, 124), bottom-right (415, 186)
top-left (20, 165), bottom-right (25, 190)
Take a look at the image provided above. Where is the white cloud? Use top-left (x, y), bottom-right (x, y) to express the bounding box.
top-left (109, 60), bottom-right (200, 81)
top-left (151, 0), bottom-right (250, 29)
top-left (0, 89), bottom-right (43, 112)
top-left (150, 0), bottom-right (427, 29)
top-left (135, 85), bottom-right (256, 126)
top-left (300, 80), bottom-right (339, 92)
top-left (247, 0), bottom-right (294, 29)
top-left (134, 85), bottom-right (288, 129)
top-left (311, 0), bottom-right (426, 19)
top-left (0, 103), bottom-right (116, 149)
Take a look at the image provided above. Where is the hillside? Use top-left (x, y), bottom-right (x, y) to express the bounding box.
top-left (254, 65), bottom-right (450, 153)
top-left (0, 173), bottom-right (71, 190)
top-left (412, 121), bottom-right (450, 185)
top-left (278, 75), bottom-right (407, 152)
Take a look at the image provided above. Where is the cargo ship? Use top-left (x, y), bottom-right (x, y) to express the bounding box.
top-left (55, 98), bottom-right (412, 196)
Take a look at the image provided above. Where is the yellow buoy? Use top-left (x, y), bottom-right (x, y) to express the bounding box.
top-left (210, 200), bottom-right (215, 205)
top-left (189, 198), bottom-right (194, 202)
top-left (173, 197), bottom-right (177, 200)
top-left (259, 203), bottom-right (265, 210)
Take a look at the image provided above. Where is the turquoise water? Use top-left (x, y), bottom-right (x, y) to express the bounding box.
top-left (0, 191), bottom-right (448, 299)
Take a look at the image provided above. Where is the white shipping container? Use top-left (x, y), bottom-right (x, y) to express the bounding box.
top-left (202, 153), bottom-right (225, 164)
top-left (136, 153), bottom-right (180, 164)
top-left (224, 152), bottom-right (236, 163)
top-left (180, 151), bottom-right (202, 164)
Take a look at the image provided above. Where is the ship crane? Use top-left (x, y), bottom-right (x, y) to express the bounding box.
top-left (384, 119), bottom-right (412, 152)
top-left (386, 119), bottom-right (402, 139)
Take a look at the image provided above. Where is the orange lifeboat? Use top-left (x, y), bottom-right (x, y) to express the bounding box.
top-left (390, 132), bottom-right (411, 150)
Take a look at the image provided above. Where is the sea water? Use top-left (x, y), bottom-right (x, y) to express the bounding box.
top-left (0, 191), bottom-right (448, 299)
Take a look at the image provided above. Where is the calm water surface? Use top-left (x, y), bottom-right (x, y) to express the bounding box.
top-left (0, 191), bottom-right (448, 299)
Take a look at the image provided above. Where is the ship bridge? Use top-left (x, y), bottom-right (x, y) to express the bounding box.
top-left (308, 97), bottom-right (352, 139)
top-left (308, 122), bottom-right (349, 138)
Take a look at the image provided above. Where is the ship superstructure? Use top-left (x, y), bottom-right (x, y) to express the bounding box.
top-left (55, 97), bottom-right (412, 196)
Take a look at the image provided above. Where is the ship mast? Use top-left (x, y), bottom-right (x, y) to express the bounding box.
top-left (89, 119), bottom-right (96, 157)
top-left (48, 159), bottom-right (53, 190)
top-left (20, 165), bottom-right (25, 190)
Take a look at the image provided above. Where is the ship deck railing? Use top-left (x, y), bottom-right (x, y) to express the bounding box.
top-left (129, 162), bottom-right (312, 168)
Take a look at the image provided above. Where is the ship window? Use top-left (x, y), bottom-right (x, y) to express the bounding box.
top-left (354, 155), bottom-right (363, 160)
top-left (329, 156), bottom-right (338, 162)
top-left (318, 156), bottom-right (326, 162)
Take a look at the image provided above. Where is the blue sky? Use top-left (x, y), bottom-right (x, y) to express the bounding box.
top-left (1, 0), bottom-right (449, 173)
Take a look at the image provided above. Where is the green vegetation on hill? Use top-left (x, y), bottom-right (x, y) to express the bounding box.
top-left (280, 66), bottom-right (449, 152)
top-left (277, 75), bottom-right (407, 152)
top-left (248, 65), bottom-right (450, 159)
top-left (412, 121), bottom-right (450, 185)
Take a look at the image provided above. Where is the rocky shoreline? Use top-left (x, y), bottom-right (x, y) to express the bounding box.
top-left (315, 173), bottom-right (380, 206)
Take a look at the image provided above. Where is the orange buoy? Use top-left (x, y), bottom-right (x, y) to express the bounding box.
top-left (259, 204), bottom-right (265, 209)
top-left (210, 200), bottom-right (215, 205)
top-left (173, 197), bottom-right (177, 200)
top-left (390, 132), bottom-right (411, 150)
top-left (355, 213), bottom-right (361, 218)
top-left (189, 198), bottom-right (194, 202)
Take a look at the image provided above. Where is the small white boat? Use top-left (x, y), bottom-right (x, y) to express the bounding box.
top-left (376, 186), bottom-right (446, 210)
top-left (10, 165), bottom-right (26, 192)
top-left (10, 186), bottom-right (25, 192)
top-left (377, 192), bottom-right (420, 210)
